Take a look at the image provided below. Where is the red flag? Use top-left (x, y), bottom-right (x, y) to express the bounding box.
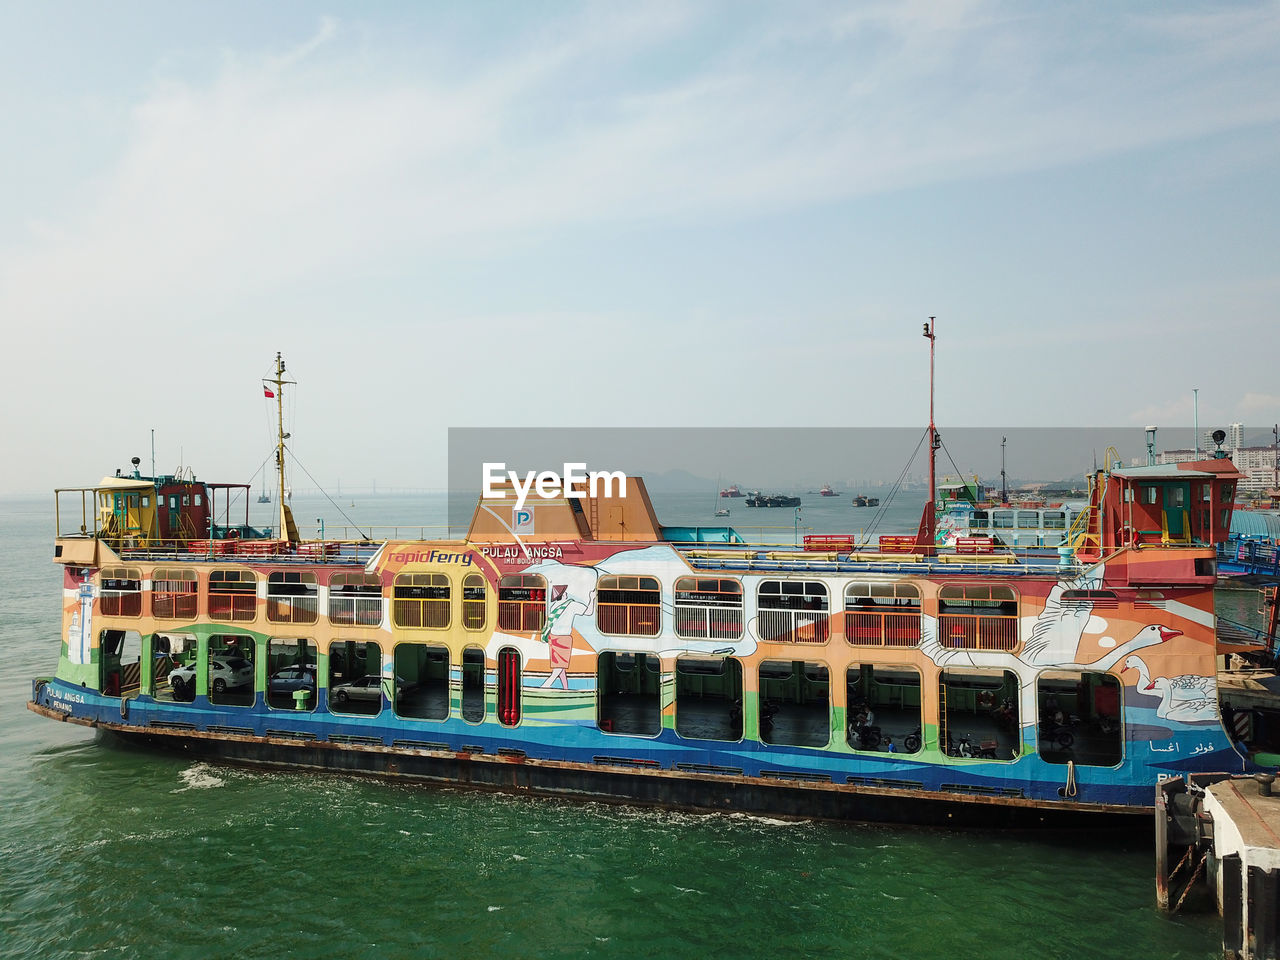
top-left (263, 385), bottom-right (275, 398)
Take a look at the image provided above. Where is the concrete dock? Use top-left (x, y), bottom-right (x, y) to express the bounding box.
top-left (1159, 773), bottom-right (1280, 959)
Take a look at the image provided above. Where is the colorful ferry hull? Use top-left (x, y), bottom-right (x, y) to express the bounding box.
top-left (29, 521), bottom-right (1242, 826)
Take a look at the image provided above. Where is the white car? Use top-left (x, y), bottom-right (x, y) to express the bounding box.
top-left (169, 657), bottom-right (253, 697)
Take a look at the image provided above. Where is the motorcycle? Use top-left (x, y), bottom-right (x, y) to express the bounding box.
top-left (951, 733), bottom-right (997, 759)
top-left (902, 727), bottom-right (922, 753)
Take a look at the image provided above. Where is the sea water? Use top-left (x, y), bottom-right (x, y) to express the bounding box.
top-left (0, 494), bottom-right (1223, 959)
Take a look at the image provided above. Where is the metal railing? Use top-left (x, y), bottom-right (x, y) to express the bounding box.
top-left (844, 609), bottom-right (921, 647)
top-left (266, 596), bottom-right (319, 624)
top-left (393, 599), bottom-right (450, 629)
top-left (757, 609), bottom-right (829, 644)
top-left (497, 601), bottom-right (546, 632)
top-left (938, 613), bottom-right (1018, 651)
top-left (674, 606), bottom-right (743, 640)
top-left (328, 596), bottom-right (382, 626)
top-left (597, 603), bottom-right (661, 636)
top-left (208, 593), bottom-right (256, 622)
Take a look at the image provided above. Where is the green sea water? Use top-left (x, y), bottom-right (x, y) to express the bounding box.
top-left (0, 495), bottom-right (1225, 959)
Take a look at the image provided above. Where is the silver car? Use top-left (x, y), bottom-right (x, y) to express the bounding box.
top-left (330, 674), bottom-right (407, 704)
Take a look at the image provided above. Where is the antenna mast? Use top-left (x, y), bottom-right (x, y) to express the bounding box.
top-left (267, 353), bottom-right (298, 542)
top-left (916, 318), bottom-right (940, 552)
top-left (1001, 435), bottom-right (1007, 505)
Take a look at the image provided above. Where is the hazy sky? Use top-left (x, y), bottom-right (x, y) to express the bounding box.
top-left (3, 2), bottom-right (1278, 496)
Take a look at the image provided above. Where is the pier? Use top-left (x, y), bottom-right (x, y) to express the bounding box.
top-left (1158, 774), bottom-right (1280, 959)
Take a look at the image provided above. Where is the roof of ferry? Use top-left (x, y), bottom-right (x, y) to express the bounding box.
top-left (1111, 458), bottom-right (1242, 480)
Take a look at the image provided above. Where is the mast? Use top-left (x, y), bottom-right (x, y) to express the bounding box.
top-left (267, 353), bottom-right (299, 543)
top-left (1001, 435), bottom-right (1007, 505)
top-left (916, 318), bottom-right (939, 552)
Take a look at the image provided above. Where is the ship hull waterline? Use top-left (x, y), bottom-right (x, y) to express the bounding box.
top-left (28, 699), bottom-right (1147, 832)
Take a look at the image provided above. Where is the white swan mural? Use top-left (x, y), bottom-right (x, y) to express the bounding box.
top-left (920, 617), bottom-right (1181, 671)
top-left (1122, 654), bottom-right (1219, 722)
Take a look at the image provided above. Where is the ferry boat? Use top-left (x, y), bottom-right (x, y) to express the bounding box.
top-left (819, 484), bottom-right (839, 497)
top-left (719, 485), bottom-right (744, 498)
top-left (27, 343), bottom-right (1254, 828)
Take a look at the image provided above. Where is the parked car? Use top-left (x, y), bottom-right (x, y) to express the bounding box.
top-left (169, 657), bottom-right (253, 698)
top-left (268, 665), bottom-right (317, 699)
top-left (330, 674), bottom-right (408, 704)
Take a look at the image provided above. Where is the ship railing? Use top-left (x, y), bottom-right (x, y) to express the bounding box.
top-left (843, 609), bottom-right (922, 647)
top-left (497, 601), bottom-right (547, 633)
top-left (329, 597), bottom-right (383, 626)
top-left (598, 603), bottom-right (662, 637)
top-left (674, 606), bottom-right (744, 640)
top-left (938, 613), bottom-right (1018, 651)
top-left (757, 609), bottom-right (830, 644)
top-left (207, 594), bottom-right (257, 621)
top-left (266, 597), bottom-right (319, 624)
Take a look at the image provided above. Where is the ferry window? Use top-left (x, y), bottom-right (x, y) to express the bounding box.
top-left (461, 647), bottom-right (486, 723)
top-left (674, 577), bottom-right (743, 641)
top-left (1043, 511), bottom-right (1066, 530)
top-left (154, 632), bottom-right (197, 702)
top-left (209, 569), bottom-right (258, 622)
top-left (392, 573), bottom-right (450, 629)
top-left (1123, 489), bottom-right (1133, 503)
top-left (329, 641), bottom-right (384, 717)
top-left (675, 657), bottom-right (743, 742)
top-left (1143, 486), bottom-right (1158, 505)
top-left (169, 496), bottom-right (178, 510)
top-left (152, 567), bottom-right (198, 620)
top-left (758, 659), bottom-right (829, 747)
top-left (1223, 483), bottom-right (1235, 502)
top-left (1221, 508), bottom-right (1231, 528)
top-left (972, 510), bottom-right (989, 529)
top-left (597, 575), bottom-right (662, 637)
top-left (393, 643), bottom-right (450, 721)
top-left (843, 582), bottom-right (920, 647)
top-left (937, 584), bottom-right (1018, 651)
top-left (1170, 487), bottom-right (1186, 508)
top-left (194, 494), bottom-right (202, 507)
top-left (1038, 671), bottom-right (1121, 767)
top-left (992, 511), bottom-right (1014, 529)
top-left (1017, 512), bottom-right (1039, 529)
top-left (497, 647), bottom-right (522, 727)
top-left (267, 571), bottom-right (318, 625)
top-left (1201, 483), bottom-right (1212, 502)
top-left (847, 664), bottom-right (921, 754)
top-left (98, 629), bottom-right (142, 698)
top-left (939, 668), bottom-right (1019, 761)
top-left (497, 574), bottom-right (547, 632)
top-left (462, 573), bottom-right (487, 631)
top-left (757, 580), bottom-right (829, 644)
top-left (100, 567), bottom-right (143, 617)
top-left (266, 638), bottom-right (318, 711)
top-left (597, 651), bottom-right (661, 736)
top-left (329, 572), bottom-right (382, 626)
top-left (207, 634), bottom-right (255, 707)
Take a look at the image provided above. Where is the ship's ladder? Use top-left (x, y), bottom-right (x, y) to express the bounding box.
top-left (1068, 474), bottom-right (1105, 556)
top-left (937, 679), bottom-right (948, 755)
